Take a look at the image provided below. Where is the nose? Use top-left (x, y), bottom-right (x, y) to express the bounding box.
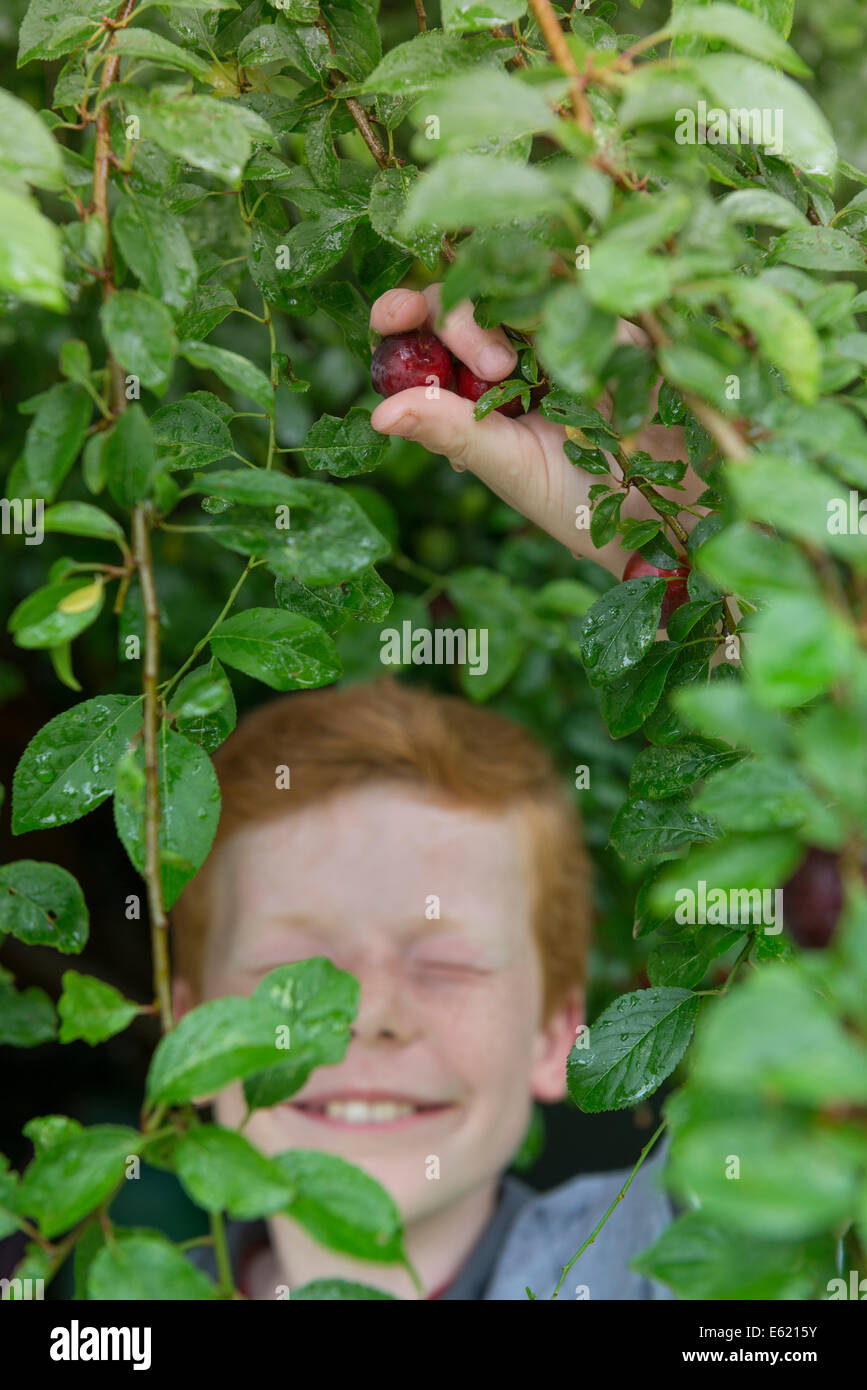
top-left (347, 953), bottom-right (416, 1045)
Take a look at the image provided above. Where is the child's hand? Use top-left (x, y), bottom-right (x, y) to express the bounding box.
top-left (369, 284), bottom-right (698, 577)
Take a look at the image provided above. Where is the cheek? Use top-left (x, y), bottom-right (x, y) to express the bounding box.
top-left (418, 967), bottom-right (542, 1084)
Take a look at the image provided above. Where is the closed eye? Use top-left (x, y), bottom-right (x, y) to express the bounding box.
top-left (409, 960), bottom-right (490, 980)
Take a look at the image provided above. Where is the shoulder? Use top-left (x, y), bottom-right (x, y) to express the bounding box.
top-left (484, 1142), bottom-right (676, 1301)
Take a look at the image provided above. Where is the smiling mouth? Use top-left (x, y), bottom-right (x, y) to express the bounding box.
top-left (288, 1095), bottom-right (455, 1128)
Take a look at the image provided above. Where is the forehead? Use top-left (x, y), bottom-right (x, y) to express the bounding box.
top-left (211, 780), bottom-right (537, 930)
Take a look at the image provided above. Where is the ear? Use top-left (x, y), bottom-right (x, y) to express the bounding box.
top-left (530, 988), bottom-right (584, 1102)
top-left (172, 975), bottom-right (197, 1023)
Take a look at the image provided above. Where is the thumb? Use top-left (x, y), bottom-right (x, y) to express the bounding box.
top-left (370, 387), bottom-right (517, 473)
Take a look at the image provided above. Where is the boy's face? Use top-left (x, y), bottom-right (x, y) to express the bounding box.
top-left (189, 782), bottom-right (581, 1224)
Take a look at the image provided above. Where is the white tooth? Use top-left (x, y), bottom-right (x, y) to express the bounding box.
top-left (323, 1099), bottom-right (419, 1122)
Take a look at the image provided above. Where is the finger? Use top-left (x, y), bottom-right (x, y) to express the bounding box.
top-left (420, 284), bottom-right (518, 381)
top-left (369, 287), bottom-right (429, 337)
top-left (370, 390), bottom-right (586, 551)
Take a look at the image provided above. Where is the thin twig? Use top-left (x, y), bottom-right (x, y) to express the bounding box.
top-left (133, 508), bottom-right (174, 1033)
top-left (549, 1122), bottom-right (667, 1298)
top-left (527, 0), bottom-right (594, 133)
top-left (413, 0), bottom-right (427, 32)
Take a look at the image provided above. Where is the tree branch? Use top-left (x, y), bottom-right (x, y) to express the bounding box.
top-left (132, 507), bottom-right (174, 1032)
top-left (91, 0), bottom-right (174, 1033)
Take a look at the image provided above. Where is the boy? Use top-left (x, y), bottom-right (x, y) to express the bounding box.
top-left (173, 681), bottom-right (674, 1301)
top-left (172, 289), bottom-right (688, 1300)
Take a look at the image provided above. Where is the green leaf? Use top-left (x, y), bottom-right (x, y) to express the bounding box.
top-left (599, 641), bottom-right (680, 738)
top-left (694, 54), bottom-right (836, 176)
top-left (441, 0), bottom-right (526, 32)
top-left (411, 68), bottom-right (556, 156)
top-left (693, 756), bottom-right (813, 829)
top-left (632, 1211), bottom-right (823, 1301)
top-left (673, 680), bottom-right (789, 756)
top-left (57, 971), bottom-right (139, 1045)
top-left (101, 290), bottom-right (177, 395)
top-left (0, 187), bottom-right (65, 310)
top-left (746, 595), bottom-right (855, 709)
top-left (321, 0), bottom-right (381, 79)
top-left (18, 0), bottom-right (110, 66)
top-left (103, 404), bottom-right (159, 510)
top-left (22, 382), bottom-right (91, 501)
top-left (363, 31), bottom-right (503, 97)
top-left (87, 1232), bottom-right (219, 1300)
top-left (145, 995), bottom-right (290, 1104)
top-left (199, 480), bottom-right (391, 586)
top-left (303, 408), bottom-right (388, 477)
top-left (401, 155), bottom-right (563, 233)
top-left (629, 739), bottom-right (743, 798)
top-left (0, 90), bottom-right (63, 189)
top-left (567, 987), bottom-right (699, 1112)
top-left (238, 22), bottom-right (329, 79)
top-left (662, 4), bottom-right (808, 76)
top-left (793, 704), bottom-right (867, 820)
top-left (290, 1278), bottom-right (396, 1299)
top-left (725, 455), bottom-right (866, 569)
top-left (18, 1126), bottom-right (141, 1238)
top-left (170, 658), bottom-right (236, 736)
top-left (695, 520), bottom-right (817, 599)
top-left (368, 165), bottom-right (443, 270)
top-left (114, 727), bottom-right (220, 910)
top-left (769, 225), bottom-right (865, 271)
top-left (275, 568), bottom-right (393, 633)
top-left (590, 492), bottom-right (624, 550)
top-left (691, 964), bottom-right (867, 1105)
top-left (537, 285), bottom-right (616, 397)
top-left (258, 207), bottom-right (364, 290)
top-left (209, 607), bottom-right (341, 691)
top-left (189, 467), bottom-right (305, 508)
top-left (112, 194), bottom-right (198, 310)
top-left (174, 1126), bottom-right (296, 1219)
top-left (646, 941), bottom-right (711, 989)
top-left (11, 694), bottom-right (143, 834)
top-left (125, 93), bottom-right (274, 184)
top-left (42, 501), bottom-right (125, 547)
top-left (584, 246), bottom-right (674, 316)
top-left (151, 396), bottom-right (235, 471)
top-left (110, 27), bottom-right (212, 76)
top-left (0, 974), bottom-right (57, 1046)
top-left (723, 277), bottom-right (820, 404)
top-left (580, 579), bottom-right (666, 687)
top-left (610, 796), bottom-right (718, 863)
top-left (719, 188), bottom-right (809, 230)
top-left (275, 1150), bottom-right (406, 1263)
top-left (180, 340), bottom-right (272, 410)
top-left (242, 958), bottom-right (359, 1109)
top-left (0, 860), bottom-right (88, 952)
top-left (668, 1114), bottom-right (859, 1240)
top-left (9, 577), bottom-right (104, 650)
top-left (648, 832), bottom-right (803, 918)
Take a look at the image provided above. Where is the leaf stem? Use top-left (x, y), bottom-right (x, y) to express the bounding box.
top-left (160, 558), bottom-right (258, 698)
top-left (549, 1121), bottom-right (667, 1298)
top-left (211, 1210), bottom-right (236, 1298)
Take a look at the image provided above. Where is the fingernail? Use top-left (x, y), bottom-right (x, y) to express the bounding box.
top-left (478, 344), bottom-right (516, 377)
